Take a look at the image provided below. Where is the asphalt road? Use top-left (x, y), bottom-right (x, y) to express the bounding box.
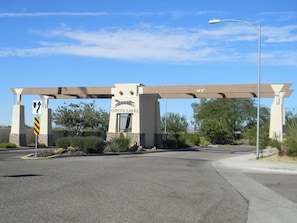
top-left (1, 147), bottom-right (252, 223)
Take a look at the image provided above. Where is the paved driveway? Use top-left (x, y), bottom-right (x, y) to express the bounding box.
top-left (0, 147), bottom-right (251, 223)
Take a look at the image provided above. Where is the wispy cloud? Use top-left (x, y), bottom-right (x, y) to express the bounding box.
top-left (0, 12), bottom-right (155, 17)
top-left (0, 25), bottom-right (220, 62)
top-left (0, 11), bottom-right (211, 18)
top-left (264, 25), bottom-right (297, 42)
top-left (0, 24), bottom-right (296, 66)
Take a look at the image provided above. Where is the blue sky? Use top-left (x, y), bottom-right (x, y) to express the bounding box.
top-left (0, 0), bottom-right (296, 128)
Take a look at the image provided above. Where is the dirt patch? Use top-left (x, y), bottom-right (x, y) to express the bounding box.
top-left (260, 153), bottom-right (297, 163)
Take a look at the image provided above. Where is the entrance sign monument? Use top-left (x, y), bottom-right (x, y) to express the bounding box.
top-left (9, 83), bottom-right (292, 148)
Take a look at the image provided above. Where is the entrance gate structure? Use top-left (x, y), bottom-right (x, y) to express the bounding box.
top-left (10, 83), bottom-right (293, 147)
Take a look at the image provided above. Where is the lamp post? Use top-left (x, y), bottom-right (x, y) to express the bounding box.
top-left (209, 19), bottom-right (261, 159)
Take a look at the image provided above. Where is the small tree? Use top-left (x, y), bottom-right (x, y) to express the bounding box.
top-left (161, 112), bottom-right (189, 148)
top-left (192, 98), bottom-right (270, 145)
top-left (199, 119), bottom-right (232, 144)
top-left (243, 123), bottom-right (270, 150)
top-left (52, 101), bottom-right (109, 133)
top-left (161, 112), bottom-right (188, 134)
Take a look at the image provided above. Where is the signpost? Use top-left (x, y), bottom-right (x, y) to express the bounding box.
top-left (32, 100), bottom-right (42, 157)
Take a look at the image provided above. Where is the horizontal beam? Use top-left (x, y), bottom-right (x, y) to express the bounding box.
top-left (11, 86), bottom-right (113, 99)
top-left (143, 83), bottom-right (293, 98)
top-left (11, 83), bottom-right (293, 99)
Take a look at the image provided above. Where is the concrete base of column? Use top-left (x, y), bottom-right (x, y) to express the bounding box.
top-left (154, 134), bottom-right (163, 148)
top-left (39, 134), bottom-right (54, 147)
top-left (9, 133), bottom-right (26, 147)
top-left (106, 132), bottom-right (146, 147)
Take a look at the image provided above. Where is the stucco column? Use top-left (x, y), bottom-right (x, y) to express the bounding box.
top-left (39, 96), bottom-right (54, 146)
top-left (107, 84), bottom-right (143, 145)
top-left (9, 88), bottom-right (26, 147)
top-left (269, 84), bottom-right (285, 142)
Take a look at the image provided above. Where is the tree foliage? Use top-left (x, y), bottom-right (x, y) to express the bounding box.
top-left (52, 101), bottom-right (109, 132)
top-left (192, 98), bottom-right (270, 144)
top-left (283, 109), bottom-right (297, 156)
top-left (199, 119), bottom-right (232, 144)
top-left (161, 112), bottom-right (188, 134)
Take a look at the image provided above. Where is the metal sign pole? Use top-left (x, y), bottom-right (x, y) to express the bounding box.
top-left (35, 135), bottom-right (38, 157)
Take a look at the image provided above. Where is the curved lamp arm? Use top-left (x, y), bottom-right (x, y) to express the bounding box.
top-left (209, 19), bottom-right (260, 31)
top-left (208, 18), bottom-right (262, 160)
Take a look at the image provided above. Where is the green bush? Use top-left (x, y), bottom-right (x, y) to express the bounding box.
top-left (284, 138), bottom-right (297, 157)
top-left (55, 136), bottom-right (105, 153)
top-left (165, 137), bottom-right (178, 149)
top-left (82, 136), bottom-right (105, 153)
top-left (199, 119), bottom-right (232, 144)
top-left (0, 142), bottom-right (17, 148)
top-left (269, 135), bottom-right (283, 155)
top-left (55, 137), bottom-right (71, 149)
top-left (164, 133), bottom-right (200, 149)
top-left (243, 124), bottom-right (270, 149)
top-left (161, 134), bottom-right (177, 149)
top-left (38, 150), bottom-right (56, 157)
top-left (284, 118), bottom-right (297, 157)
top-left (105, 135), bottom-right (131, 152)
top-left (178, 133), bottom-right (200, 148)
top-left (199, 137), bottom-right (209, 147)
top-left (70, 137), bottom-right (85, 149)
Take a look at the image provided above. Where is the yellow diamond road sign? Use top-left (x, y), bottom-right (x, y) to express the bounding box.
top-left (34, 117), bottom-right (40, 136)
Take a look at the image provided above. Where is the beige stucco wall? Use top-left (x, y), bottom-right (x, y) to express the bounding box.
top-left (107, 83), bottom-right (161, 148)
top-left (139, 94), bottom-right (161, 147)
top-left (108, 83), bottom-right (142, 133)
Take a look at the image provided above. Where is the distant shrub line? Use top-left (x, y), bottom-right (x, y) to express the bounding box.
top-left (55, 134), bottom-right (132, 154)
top-left (0, 142), bottom-right (17, 148)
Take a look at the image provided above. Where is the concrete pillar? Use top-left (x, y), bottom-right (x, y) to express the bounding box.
top-left (39, 96), bottom-right (54, 146)
top-left (9, 89), bottom-right (26, 147)
top-left (106, 83), bottom-right (161, 148)
top-left (269, 84), bottom-right (286, 142)
top-left (139, 94), bottom-right (162, 148)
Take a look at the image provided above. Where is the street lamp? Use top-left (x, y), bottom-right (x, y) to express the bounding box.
top-left (209, 19), bottom-right (261, 159)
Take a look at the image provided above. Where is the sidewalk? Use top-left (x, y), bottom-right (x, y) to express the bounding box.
top-left (212, 152), bottom-right (297, 223)
top-left (215, 152), bottom-right (297, 174)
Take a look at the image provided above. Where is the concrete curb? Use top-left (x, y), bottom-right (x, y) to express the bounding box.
top-left (21, 153), bottom-right (60, 160)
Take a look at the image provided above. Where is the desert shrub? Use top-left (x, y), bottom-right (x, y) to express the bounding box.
top-left (164, 133), bottom-right (200, 149)
top-left (70, 137), bottom-right (85, 149)
top-left (199, 119), bottom-right (232, 144)
top-left (38, 150), bottom-right (56, 157)
top-left (67, 146), bottom-right (77, 151)
top-left (163, 134), bottom-right (180, 149)
top-left (55, 136), bottom-right (105, 153)
top-left (284, 138), bottom-right (297, 157)
top-left (178, 133), bottom-right (200, 148)
top-left (269, 135), bottom-right (283, 155)
top-left (284, 118), bottom-right (297, 157)
top-left (56, 148), bottom-right (65, 154)
top-left (0, 142), bottom-right (17, 148)
top-left (243, 124), bottom-right (270, 149)
top-left (55, 137), bottom-right (71, 149)
top-left (165, 137), bottom-right (178, 149)
top-left (199, 137), bottom-right (209, 147)
top-left (105, 135), bottom-right (131, 152)
top-left (82, 136), bottom-right (105, 153)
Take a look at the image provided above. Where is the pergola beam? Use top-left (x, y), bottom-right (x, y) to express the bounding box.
top-left (11, 83), bottom-right (293, 99)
